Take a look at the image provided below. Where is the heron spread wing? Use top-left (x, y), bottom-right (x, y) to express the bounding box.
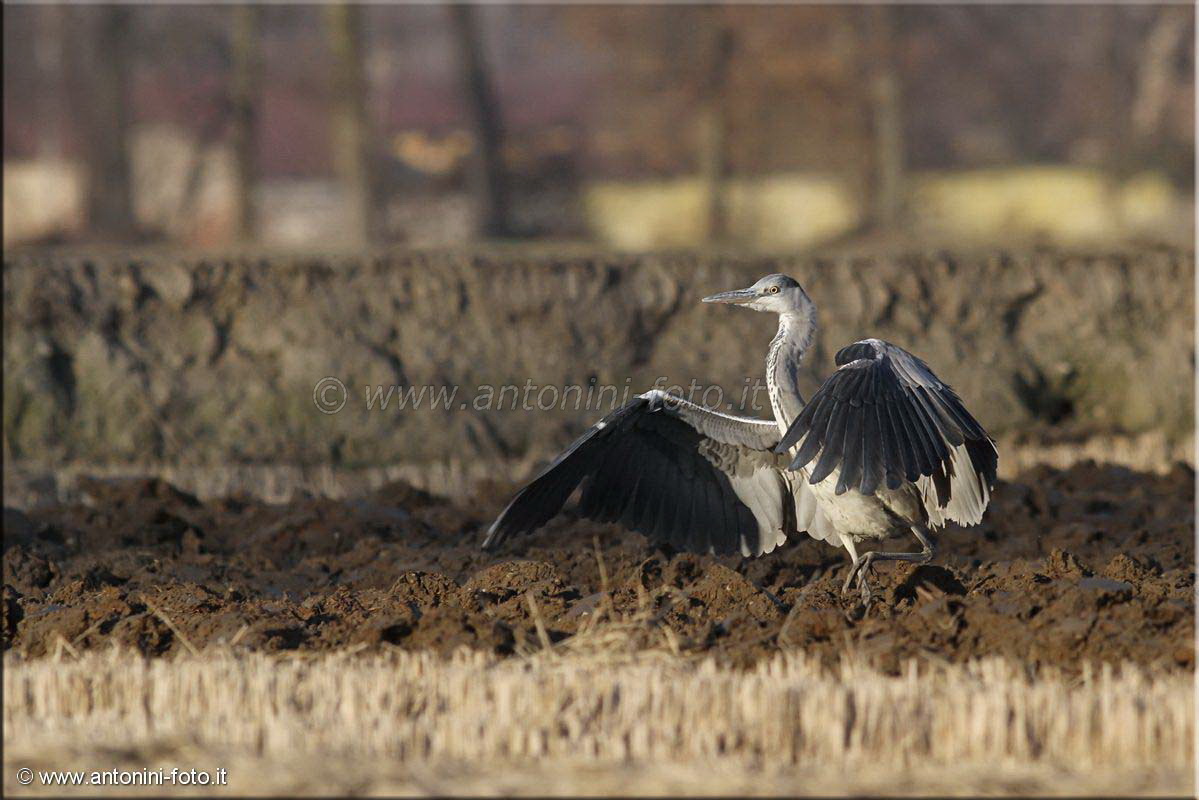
top-left (776, 338), bottom-right (998, 526)
top-left (482, 390), bottom-right (799, 556)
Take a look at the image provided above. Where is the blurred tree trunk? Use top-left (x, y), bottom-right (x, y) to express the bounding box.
top-left (327, 2), bottom-right (374, 245)
top-left (1132, 6), bottom-right (1189, 142)
top-left (697, 21), bottom-right (734, 243)
top-left (448, 4), bottom-right (512, 238)
top-left (229, 5), bottom-right (261, 242)
top-left (82, 5), bottom-right (135, 240)
top-left (865, 5), bottom-right (905, 230)
top-left (33, 5), bottom-right (66, 159)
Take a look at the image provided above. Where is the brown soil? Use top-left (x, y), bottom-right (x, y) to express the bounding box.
top-left (3, 461), bottom-right (1193, 671)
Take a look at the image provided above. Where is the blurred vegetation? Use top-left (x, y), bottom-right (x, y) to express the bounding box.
top-left (2, 4), bottom-right (1194, 248)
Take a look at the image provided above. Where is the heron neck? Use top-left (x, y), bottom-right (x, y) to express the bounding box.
top-left (766, 309), bottom-right (815, 429)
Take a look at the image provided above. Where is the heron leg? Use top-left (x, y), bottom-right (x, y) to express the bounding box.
top-left (852, 526), bottom-right (937, 602)
top-left (844, 527), bottom-right (935, 604)
top-left (841, 538), bottom-right (879, 599)
top-left (840, 538), bottom-right (861, 595)
top-left (856, 558), bottom-right (877, 605)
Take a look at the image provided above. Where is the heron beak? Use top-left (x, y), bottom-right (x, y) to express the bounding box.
top-left (701, 287), bottom-right (757, 305)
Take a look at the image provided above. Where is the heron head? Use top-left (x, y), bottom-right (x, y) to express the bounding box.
top-left (702, 274), bottom-right (810, 315)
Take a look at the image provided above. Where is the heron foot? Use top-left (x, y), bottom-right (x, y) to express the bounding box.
top-left (858, 567), bottom-right (874, 606)
top-left (840, 527), bottom-right (937, 609)
top-left (842, 554), bottom-right (877, 607)
top-left (841, 563), bottom-right (857, 595)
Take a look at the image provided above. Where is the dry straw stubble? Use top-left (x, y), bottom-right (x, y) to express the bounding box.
top-left (3, 648), bottom-right (1193, 796)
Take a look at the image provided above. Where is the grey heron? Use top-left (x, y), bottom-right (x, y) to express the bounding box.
top-left (482, 274), bottom-right (998, 603)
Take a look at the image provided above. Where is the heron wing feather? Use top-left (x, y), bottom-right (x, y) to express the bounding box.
top-left (776, 339), bottom-right (998, 528)
top-left (482, 391), bottom-right (802, 555)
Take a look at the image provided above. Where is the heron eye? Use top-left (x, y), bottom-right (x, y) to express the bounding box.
top-left (769, 286), bottom-right (780, 294)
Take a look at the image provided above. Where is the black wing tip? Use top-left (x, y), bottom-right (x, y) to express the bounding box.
top-left (480, 519), bottom-right (508, 551)
top-left (966, 436), bottom-right (1000, 488)
top-left (775, 420), bottom-right (804, 454)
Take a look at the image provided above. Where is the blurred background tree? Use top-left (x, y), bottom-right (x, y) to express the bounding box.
top-left (229, 4), bottom-right (261, 242)
top-left (327, 1), bottom-right (377, 245)
top-left (2, 3), bottom-right (1193, 249)
top-left (448, 3), bottom-right (513, 238)
top-left (80, 5), bottom-right (136, 240)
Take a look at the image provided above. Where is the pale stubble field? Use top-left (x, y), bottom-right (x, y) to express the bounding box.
top-left (3, 643), bottom-right (1194, 796)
